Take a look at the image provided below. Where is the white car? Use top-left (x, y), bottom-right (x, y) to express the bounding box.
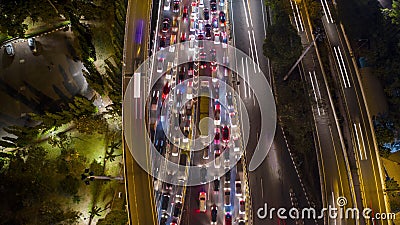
top-left (166, 62), bottom-right (173, 79)
top-left (214, 32), bottom-right (220, 45)
top-left (164, 0), bottom-right (171, 10)
top-left (199, 0), bottom-right (204, 7)
top-left (157, 58), bottom-right (165, 73)
top-left (189, 34), bottom-right (196, 50)
top-left (239, 199), bottom-right (245, 214)
top-left (4, 43), bottom-right (14, 56)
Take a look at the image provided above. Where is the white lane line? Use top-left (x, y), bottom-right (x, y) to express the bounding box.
top-left (321, 0), bottom-right (333, 23)
top-left (253, 92), bottom-right (256, 106)
top-left (337, 47), bottom-right (351, 88)
top-left (135, 99), bottom-right (138, 119)
top-left (332, 192), bottom-right (338, 225)
top-left (353, 123), bottom-right (365, 160)
top-left (309, 71), bottom-right (321, 116)
top-left (242, 57), bottom-right (247, 98)
top-left (294, 1), bottom-right (304, 32)
top-left (251, 30), bottom-right (261, 73)
top-left (323, 0), bottom-right (334, 23)
top-left (248, 30), bottom-right (255, 61)
top-left (313, 71), bottom-right (322, 100)
top-left (242, 0), bottom-right (250, 28)
top-left (246, 57), bottom-right (251, 96)
top-left (246, 0), bottom-right (254, 27)
top-left (358, 123), bottom-right (367, 160)
top-left (333, 47), bottom-right (348, 88)
top-left (260, 0), bottom-right (267, 36)
top-left (313, 71), bottom-right (325, 115)
top-left (290, 0), bottom-right (300, 32)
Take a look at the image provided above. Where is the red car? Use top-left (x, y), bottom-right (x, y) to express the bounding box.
top-left (182, 6), bottom-right (188, 22)
top-left (214, 127), bottom-right (221, 145)
top-left (225, 213), bottom-right (232, 225)
top-left (222, 125), bottom-right (230, 142)
top-left (180, 32), bottom-right (186, 42)
top-left (162, 82), bottom-right (170, 100)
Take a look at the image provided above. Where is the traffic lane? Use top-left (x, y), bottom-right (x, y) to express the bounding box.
top-left (249, 126), bottom-right (318, 225)
top-left (184, 184), bottom-right (212, 225)
top-left (124, 0), bottom-right (151, 74)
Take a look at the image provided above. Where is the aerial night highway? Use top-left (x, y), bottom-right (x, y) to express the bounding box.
top-left (0, 0), bottom-right (399, 224)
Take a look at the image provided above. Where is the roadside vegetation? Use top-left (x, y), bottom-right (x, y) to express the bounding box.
top-left (0, 0), bottom-right (127, 224)
top-left (264, 0), bottom-right (321, 209)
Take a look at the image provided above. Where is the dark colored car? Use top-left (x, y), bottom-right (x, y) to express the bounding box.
top-left (204, 8), bottom-right (210, 20)
top-left (225, 169), bottom-right (231, 182)
top-left (210, 2), bottom-right (217, 12)
top-left (162, 18), bottom-right (170, 32)
top-left (173, 0), bottom-right (180, 13)
top-left (173, 202), bottom-right (182, 217)
top-left (160, 212), bottom-right (169, 225)
top-left (211, 204), bottom-right (218, 224)
top-left (161, 194), bottom-right (170, 211)
top-left (205, 24), bottom-right (212, 39)
top-left (214, 178), bottom-right (220, 192)
top-left (222, 125), bottom-right (230, 142)
top-left (200, 166), bottom-right (207, 183)
top-left (219, 11), bottom-right (226, 25)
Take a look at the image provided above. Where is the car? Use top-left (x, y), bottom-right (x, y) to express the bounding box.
top-left (212, 17), bottom-right (218, 30)
top-left (199, 192), bottom-right (207, 212)
top-left (214, 31), bottom-right (220, 44)
top-left (205, 24), bottom-right (212, 39)
top-left (159, 36), bottom-right (167, 49)
top-left (180, 32), bottom-right (186, 42)
top-left (211, 204), bottom-right (218, 224)
top-left (197, 34), bottom-right (204, 49)
top-left (4, 43), bottom-right (14, 56)
top-left (178, 66), bottom-right (185, 83)
top-left (189, 34), bottom-right (196, 50)
top-left (171, 218), bottom-right (179, 225)
top-left (210, 2), bottom-right (217, 13)
top-left (161, 193), bottom-right (170, 211)
top-left (238, 218), bottom-right (245, 225)
top-left (200, 166), bottom-right (207, 183)
top-left (239, 199), bottom-right (245, 214)
top-left (191, 2), bottom-right (198, 16)
top-left (173, 0), bottom-right (180, 13)
top-left (164, 0), bottom-right (171, 11)
top-left (173, 202), bottom-right (182, 217)
top-left (225, 213), bottom-right (232, 225)
top-left (198, 0), bottom-right (204, 7)
top-left (188, 61), bottom-right (194, 76)
top-left (219, 0), bottom-right (225, 6)
top-left (224, 190), bottom-right (231, 206)
top-left (171, 145), bottom-right (179, 157)
top-left (222, 125), bottom-right (230, 142)
top-left (203, 146), bottom-right (209, 159)
top-left (235, 181), bottom-right (242, 196)
top-left (162, 82), bottom-right (170, 100)
top-left (226, 92), bottom-right (233, 109)
top-left (214, 103), bottom-right (221, 125)
top-left (172, 17), bottom-right (179, 33)
top-left (187, 81), bottom-right (193, 99)
top-left (219, 11), bottom-right (226, 26)
top-left (197, 20), bottom-right (205, 33)
top-left (214, 127), bottom-right (221, 145)
top-left (225, 169), bottom-right (231, 183)
top-left (221, 31), bottom-right (228, 48)
top-left (214, 152), bottom-right (221, 168)
top-left (204, 8), bottom-right (210, 20)
top-left (160, 212), bottom-right (169, 225)
top-left (166, 62), bottom-right (173, 79)
top-left (28, 38), bottom-right (37, 52)
top-left (183, 6), bottom-right (189, 22)
top-left (213, 178), bottom-right (220, 191)
top-left (162, 18), bottom-right (170, 33)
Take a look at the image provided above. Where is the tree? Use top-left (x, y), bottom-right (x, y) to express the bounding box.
top-left (263, 20), bottom-right (302, 73)
top-left (97, 210), bottom-right (128, 225)
top-left (59, 174), bottom-right (80, 196)
top-left (382, 0), bottom-right (400, 25)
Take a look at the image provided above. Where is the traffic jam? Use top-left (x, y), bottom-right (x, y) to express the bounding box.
top-left (148, 0), bottom-right (247, 224)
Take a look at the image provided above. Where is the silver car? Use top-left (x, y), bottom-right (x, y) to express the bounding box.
top-left (5, 43), bottom-right (14, 56)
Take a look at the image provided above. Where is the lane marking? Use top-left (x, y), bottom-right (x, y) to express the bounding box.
top-left (242, 0), bottom-right (250, 28)
top-left (246, 57), bottom-right (251, 96)
top-left (358, 123), bottom-right (367, 160)
top-left (309, 71), bottom-right (321, 116)
top-left (260, 0), bottom-right (267, 36)
top-left (242, 57), bottom-right (247, 98)
top-left (290, 0), bottom-right (300, 32)
top-left (294, 1), bottom-right (304, 32)
top-left (251, 30), bottom-right (261, 73)
top-left (353, 123), bottom-right (365, 160)
top-left (337, 47), bottom-right (351, 88)
top-left (333, 47), bottom-right (348, 88)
